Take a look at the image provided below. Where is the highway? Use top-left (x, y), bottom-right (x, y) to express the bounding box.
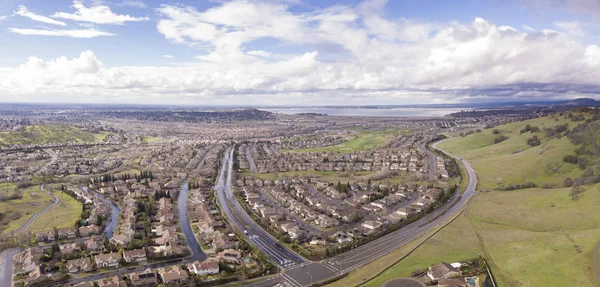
top-left (214, 148), bottom-right (306, 272)
top-left (218, 140), bottom-right (478, 287)
top-left (54, 139), bottom-right (477, 287)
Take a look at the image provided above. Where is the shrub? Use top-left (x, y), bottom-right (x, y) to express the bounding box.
top-left (577, 157), bottom-right (588, 170)
top-left (527, 135), bottom-right (541, 147)
top-left (563, 155), bottom-right (578, 164)
top-left (493, 129), bottom-right (500, 134)
top-left (564, 177), bottom-right (573, 187)
top-left (493, 135), bottom-right (508, 144)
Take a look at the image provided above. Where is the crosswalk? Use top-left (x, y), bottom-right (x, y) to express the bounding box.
top-left (274, 282), bottom-right (295, 287)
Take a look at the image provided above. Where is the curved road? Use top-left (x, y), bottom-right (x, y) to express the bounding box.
top-left (39, 139), bottom-right (477, 287)
top-left (15, 185), bottom-right (60, 233)
top-left (234, 140), bottom-right (479, 287)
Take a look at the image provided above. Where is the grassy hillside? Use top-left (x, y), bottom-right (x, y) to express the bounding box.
top-left (24, 191), bottom-right (82, 232)
top-left (0, 124), bottom-right (111, 147)
top-left (346, 184), bottom-right (600, 287)
top-left (0, 185), bottom-right (54, 234)
top-left (438, 113), bottom-right (598, 190)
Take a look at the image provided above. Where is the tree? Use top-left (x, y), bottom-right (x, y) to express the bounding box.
top-left (570, 184), bottom-right (584, 200)
top-left (564, 178), bottom-right (574, 187)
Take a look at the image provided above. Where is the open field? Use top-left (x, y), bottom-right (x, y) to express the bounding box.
top-left (23, 191), bottom-right (82, 232)
top-left (360, 215), bottom-right (484, 287)
top-left (437, 115), bottom-right (585, 190)
top-left (288, 131), bottom-right (401, 153)
top-left (0, 185), bottom-right (54, 234)
top-left (341, 184), bottom-right (600, 287)
top-left (0, 124), bottom-right (111, 147)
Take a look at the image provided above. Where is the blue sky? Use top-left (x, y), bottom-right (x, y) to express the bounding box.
top-left (0, 0), bottom-right (599, 105)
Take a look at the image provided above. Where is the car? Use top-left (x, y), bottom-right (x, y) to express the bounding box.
top-left (243, 230), bottom-right (248, 234)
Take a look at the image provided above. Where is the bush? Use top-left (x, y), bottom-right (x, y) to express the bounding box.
top-left (563, 155), bottom-right (578, 164)
top-left (493, 129), bottom-right (500, 134)
top-left (493, 135), bottom-right (508, 144)
top-left (577, 157), bottom-right (588, 170)
top-left (527, 135), bottom-right (541, 147)
top-left (564, 178), bottom-right (574, 187)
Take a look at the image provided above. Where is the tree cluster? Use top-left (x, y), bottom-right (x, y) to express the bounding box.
top-left (520, 124), bottom-right (540, 134)
top-left (527, 135), bottom-right (541, 147)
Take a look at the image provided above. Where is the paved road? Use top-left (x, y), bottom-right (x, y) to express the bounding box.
top-left (178, 181), bottom-right (207, 262)
top-left (15, 185), bottom-right (60, 233)
top-left (0, 248), bottom-right (21, 286)
top-left (215, 147), bottom-right (306, 270)
top-left (231, 140), bottom-right (479, 287)
top-left (57, 139), bottom-right (478, 287)
top-left (426, 146), bottom-right (436, 179)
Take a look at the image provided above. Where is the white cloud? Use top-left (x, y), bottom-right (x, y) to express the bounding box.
top-left (7, 28), bottom-right (115, 38)
top-left (553, 20), bottom-right (586, 36)
top-left (163, 54), bottom-right (175, 59)
top-left (2, 0), bottom-right (600, 105)
top-left (52, 0), bottom-right (149, 25)
top-left (247, 50), bottom-right (272, 57)
top-left (15, 5), bottom-right (67, 26)
top-left (118, 0), bottom-right (148, 9)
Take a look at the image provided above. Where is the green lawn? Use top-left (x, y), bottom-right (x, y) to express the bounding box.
top-left (437, 115), bottom-right (585, 190)
top-left (0, 124), bottom-right (111, 147)
top-left (24, 191), bottom-right (82, 232)
top-left (0, 185), bottom-right (54, 234)
top-left (287, 131), bottom-right (398, 153)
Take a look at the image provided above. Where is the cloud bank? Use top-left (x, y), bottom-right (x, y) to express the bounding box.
top-left (1, 0), bottom-right (600, 105)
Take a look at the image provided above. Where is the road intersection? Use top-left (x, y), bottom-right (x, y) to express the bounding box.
top-left (214, 141), bottom-right (478, 287)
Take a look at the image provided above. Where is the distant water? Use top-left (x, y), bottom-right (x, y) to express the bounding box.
top-left (261, 107), bottom-right (463, 117)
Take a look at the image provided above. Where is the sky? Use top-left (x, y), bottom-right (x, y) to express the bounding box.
top-left (0, 0), bottom-right (600, 106)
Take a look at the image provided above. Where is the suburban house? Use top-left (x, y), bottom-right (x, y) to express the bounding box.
top-left (35, 230), bottom-right (56, 242)
top-left (187, 260), bottom-right (220, 275)
top-left (21, 265), bottom-right (47, 287)
top-left (217, 249), bottom-right (242, 264)
top-left (158, 265), bottom-right (189, 284)
top-left (79, 225), bottom-right (101, 237)
top-left (66, 257), bottom-right (93, 273)
top-left (123, 249), bottom-right (147, 263)
top-left (14, 247), bottom-right (44, 274)
top-left (84, 238), bottom-right (104, 253)
top-left (97, 275), bottom-right (127, 287)
top-left (59, 242), bottom-right (82, 255)
top-left (438, 278), bottom-right (467, 287)
top-left (128, 269), bottom-right (157, 286)
top-left (94, 252), bottom-right (121, 268)
top-left (110, 234), bottom-right (130, 246)
top-left (428, 263), bottom-right (462, 281)
top-left (57, 227), bottom-right (78, 239)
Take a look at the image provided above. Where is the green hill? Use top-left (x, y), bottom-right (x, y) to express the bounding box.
top-left (0, 124), bottom-right (111, 147)
top-left (438, 111), bottom-right (600, 190)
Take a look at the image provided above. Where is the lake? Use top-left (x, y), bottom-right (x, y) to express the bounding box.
top-left (260, 107), bottom-right (464, 117)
